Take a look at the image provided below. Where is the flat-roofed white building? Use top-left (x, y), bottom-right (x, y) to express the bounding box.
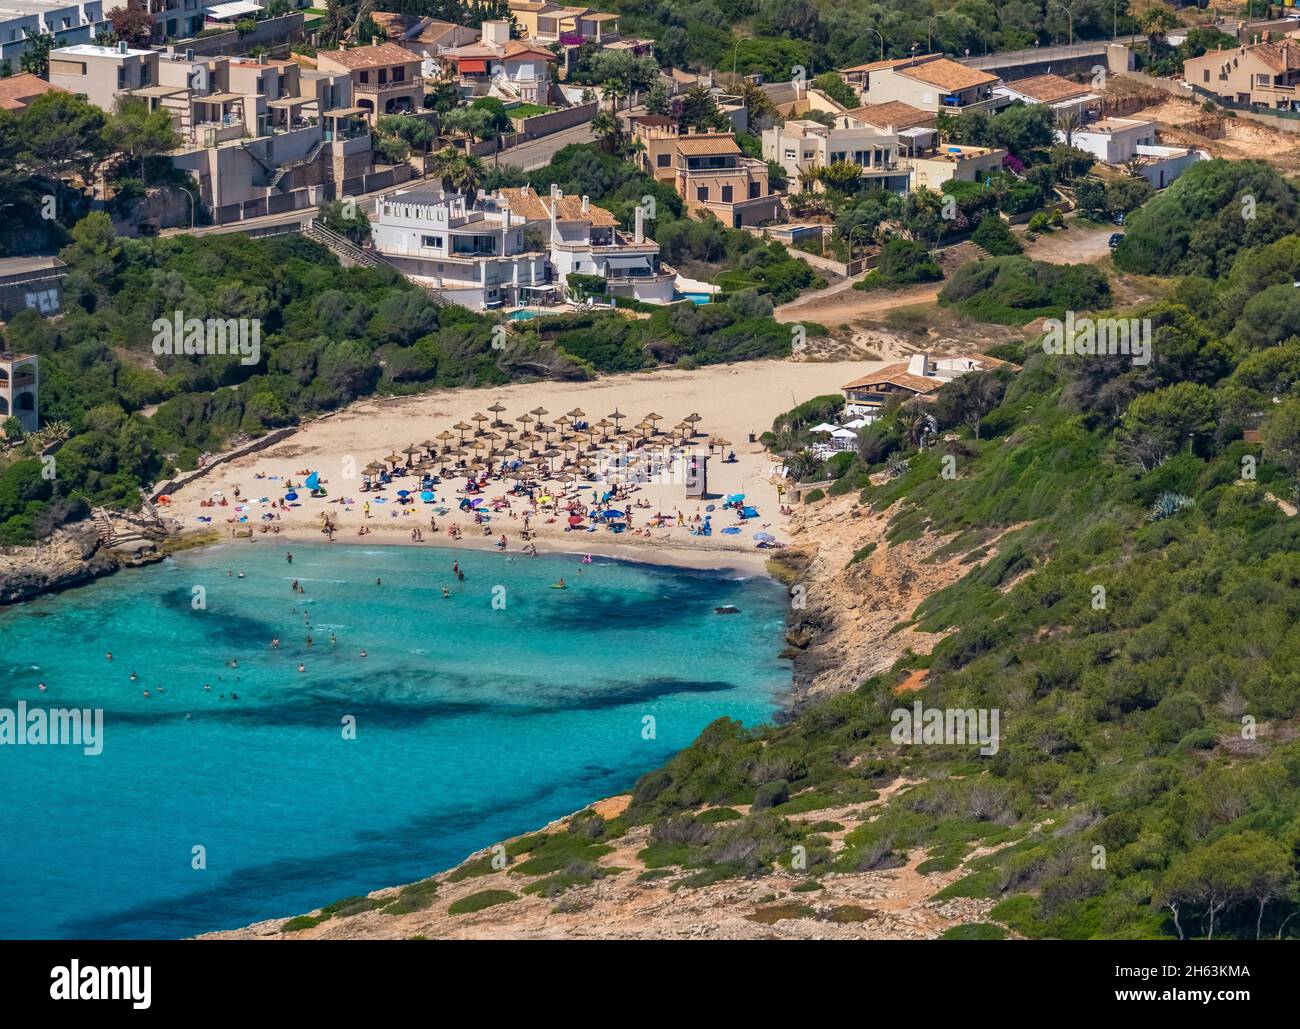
top-left (1064, 117), bottom-right (1207, 188)
top-left (0, 0), bottom-right (108, 75)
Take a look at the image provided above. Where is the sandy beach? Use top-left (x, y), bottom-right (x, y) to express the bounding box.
top-left (165, 358), bottom-right (887, 569)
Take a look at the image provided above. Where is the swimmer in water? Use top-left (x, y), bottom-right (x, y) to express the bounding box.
top-left (272, 637), bottom-right (280, 649)
top-left (376, 577), bottom-right (382, 586)
top-left (330, 633), bottom-right (337, 645)
top-left (143, 690), bottom-right (151, 698)
top-left (306, 636), bottom-right (313, 647)
top-left (298, 664), bottom-right (306, 673)
top-left (106, 652), bottom-right (112, 661)
top-left (203, 684), bottom-right (211, 691)
top-left (442, 587), bottom-right (450, 598)
top-left (130, 672), bottom-right (138, 682)
top-left (38, 682), bottom-right (46, 692)
top-left (286, 552), bottom-right (293, 563)
top-left (359, 650), bottom-right (367, 658)
top-left (231, 692), bottom-right (238, 700)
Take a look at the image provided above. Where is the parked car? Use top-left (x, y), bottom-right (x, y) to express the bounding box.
top-left (1108, 233), bottom-right (1124, 249)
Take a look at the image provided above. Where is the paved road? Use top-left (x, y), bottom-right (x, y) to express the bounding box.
top-left (490, 120), bottom-right (596, 171)
top-left (960, 18), bottom-right (1291, 71)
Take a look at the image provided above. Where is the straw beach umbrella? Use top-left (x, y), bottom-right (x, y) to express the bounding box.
top-left (487, 401), bottom-right (507, 427)
top-left (471, 412), bottom-right (489, 435)
top-left (608, 408), bottom-right (625, 432)
top-left (452, 421), bottom-right (472, 442)
top-left (436, 429), bottom-right (456, 452)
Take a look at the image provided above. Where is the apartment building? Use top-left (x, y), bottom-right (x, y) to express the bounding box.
top-left (371, 188), bottom-right (549, 310)
top-left (316, 40), bottom-right (423, 124)
top-left (496, 184), bottom-right (676, 304)
top-left (0, 0), bottom-right (107, 74)
top-left (142, 0), bottom-right (203, 44)
top-left (762, 116), bottom-right (910, 193)
top-left (50, 41), bottom-right (373, 214)
top-left (1183, 38), bottom-right (1300, 110)
top-left (855, 53), bottom-right (1005, 115)
top-left (439, 20), bottom-right (555, 104)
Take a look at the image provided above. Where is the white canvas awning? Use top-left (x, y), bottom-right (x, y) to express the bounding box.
top-left (204, 1), bottom-right (262, 19)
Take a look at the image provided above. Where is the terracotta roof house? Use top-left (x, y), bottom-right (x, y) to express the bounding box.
top-left (841, 353), bottom-right (1008, 419)
top-left (995, 72), bottom-right (1099, 119)
top-left (858, 53), bottom-right (1005, 114)
top-left (496, 183), bottom-right (676, 303)
top-left (845, 100), bottom-right (935, 130)
top-left (441, 20), bottom-right (556, 104)
top-left (368, 13), bottom-right (479, 57)
top-left (1183, 39), bottom-right (1300, 111)
top-left (316, 42), bottom-right (424, 122)
top-left (0, 73), bottom-right (69, 112)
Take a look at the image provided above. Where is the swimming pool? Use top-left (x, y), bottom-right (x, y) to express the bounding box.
top-left (677, 292), bottom-right (714, 305)
top-left (506, 309), bottom-right (539, 321)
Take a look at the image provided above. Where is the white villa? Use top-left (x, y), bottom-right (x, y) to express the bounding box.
top-left (371, 188), bottom-right (549, 310)
top-left (496, 185), bottom-right (676, 304)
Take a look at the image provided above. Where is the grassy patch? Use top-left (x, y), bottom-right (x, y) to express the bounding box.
top-left (447, 890), bottom-right (519, 915)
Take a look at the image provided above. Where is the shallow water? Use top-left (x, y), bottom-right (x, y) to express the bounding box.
top-left (0, 542), bottom-right (788, 938)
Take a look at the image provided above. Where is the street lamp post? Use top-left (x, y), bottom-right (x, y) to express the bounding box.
top-left (175, 185), bottom-right (195, 230)
top-left (846, 223), bottom-right (870, 266)
top-left (868, 28), bottom-right (884, 63)
top-left (1048, 2), bottom-right (1074, 47)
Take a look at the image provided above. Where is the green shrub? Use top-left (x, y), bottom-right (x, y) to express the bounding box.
top-left (448, 890), bottom-right (519, 915)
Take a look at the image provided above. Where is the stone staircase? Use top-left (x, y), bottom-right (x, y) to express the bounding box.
top-left (300, 220), bottom-right (449, 306)
top-left (270, 138), bottom-right (328, 193)
top-left (92, 507), bottom-right (161, 553)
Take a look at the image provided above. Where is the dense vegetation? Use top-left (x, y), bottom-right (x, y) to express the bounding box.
top-left (1114, 159), bottom-right (1300, 279)
top-left (599, 206), bottom-right (1300, 938)
top-left (585, 0), bottom-right (1138, 78)
top-left (939, 255), bottom-right (1111, 324)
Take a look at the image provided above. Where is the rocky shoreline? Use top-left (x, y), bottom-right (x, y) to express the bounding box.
top-left (0, 515), bottom-right (171, 609)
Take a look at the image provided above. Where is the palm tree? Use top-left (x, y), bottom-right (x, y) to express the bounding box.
top-left (1056, 107), bottom-right (1081, 147)
top-left (430, 147), bottom-right (484, 206)
top-left (601, 80), bottom-right (628, 113)
top-left (590, 110), bottom-right (621, 152)
top-left (899, 402), bottom-right (937, 450)
top-left (797, 164), bottom-right (823, 193)
top-left (786, 448), bottom-right (822, 483)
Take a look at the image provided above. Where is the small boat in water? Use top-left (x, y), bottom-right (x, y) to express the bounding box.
top-left (714, 605), bottom-right (740, 615)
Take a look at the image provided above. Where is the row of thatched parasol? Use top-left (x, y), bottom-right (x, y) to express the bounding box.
top-left (364, 403), bottom-right (731, 484)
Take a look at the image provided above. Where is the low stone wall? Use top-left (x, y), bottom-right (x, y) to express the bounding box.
top-left (151, 426), bottom-right (298, 502)
top-left (168, 14), bottom-right (305, 58)
top-left (511, 101), bottom-right (597, 140)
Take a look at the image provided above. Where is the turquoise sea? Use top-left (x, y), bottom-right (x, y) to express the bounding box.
top-left (0, 542), bottom-right (789, 939)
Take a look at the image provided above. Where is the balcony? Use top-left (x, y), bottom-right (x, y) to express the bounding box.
top-left (354, 76), bottom-right (423, 96)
